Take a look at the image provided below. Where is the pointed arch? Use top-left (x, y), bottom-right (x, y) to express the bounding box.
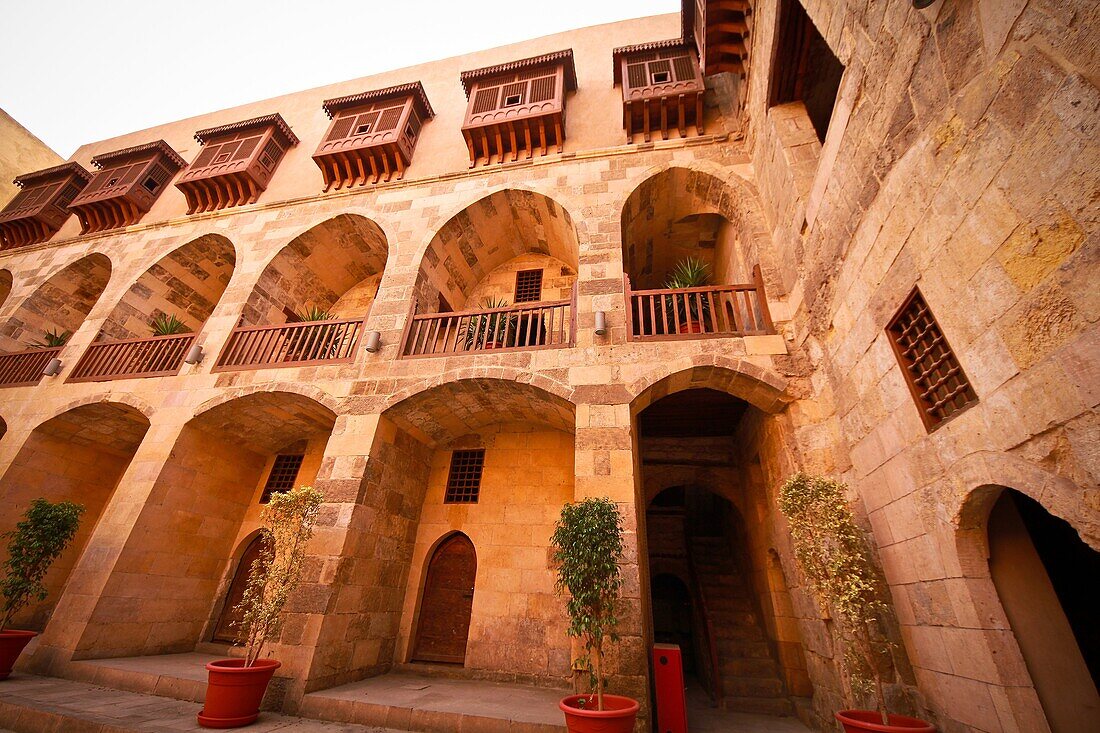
top-left (0, 253), bottom-right (112, 352)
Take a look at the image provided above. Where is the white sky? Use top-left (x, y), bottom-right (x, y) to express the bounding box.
top-left (0, 0), bottom-right (679, 158)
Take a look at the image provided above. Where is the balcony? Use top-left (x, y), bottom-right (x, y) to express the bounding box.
top-left (0, 163), bottom-right (90, 249)
top-left (0, 347), bottom-right (63, 388)
top-left (614, 40), bottom-right (706, 142)
top-left (69, 140), bottom-right (186, 233)
top-left (213, 318), bottom-right (363, 372)
top-left (68, 334), bottom-right (195, 383)
top-left (400, 296), bottom-right (575, 358)
top-left (625, 266), bottom-right (773, 341)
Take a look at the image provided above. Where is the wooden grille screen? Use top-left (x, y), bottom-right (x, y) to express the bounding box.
top-left (513, 269), bottom-right (544, 303)
top-left (444, 449), bottom-right (485, 503)
top-left (260, 453), bottom-right (304, 503)
top-left (887, 289), bottom-right (977, 430)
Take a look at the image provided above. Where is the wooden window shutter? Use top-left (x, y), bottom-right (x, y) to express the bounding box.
top-left (672, 55), bottom-right (695, 81)
top-left (327, 115), bottom-right (357, 141)
top-left (627, 62), bottom-right (648, 88)
top-left (232, 136), bottom-right (262, 161)
top-left (472, 87), bottom-right (500, 114)
top-left (355, 110), bottom-right (381, 132)
top-left (649, 59), bottom-right (672, 81)
top-left (259, 138), bottom-right (283, 169)
top-left (56, 183), bottom-right (82, 208)
top-left (376, 107), bottom-right (402, 131)
top-left (501, 81), bottom-right (526, 105)
top-left (529, 75), bottom-right (556, 103)
top-left (118, 163), bottom-right (144, 186)
top-left (216, 140), bottom-right (242, 161)
top-left (192, 144), bottom-right (222, 168)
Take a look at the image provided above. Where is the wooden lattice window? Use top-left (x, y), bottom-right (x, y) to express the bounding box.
top-left (513, 269), bottom-right (543, 303)
top-left (260, 453), bottom-right (304, 503)
top-left (444, 449), bottom-right (485, 504)
top-left (887, 289), bottom-right (978, 430)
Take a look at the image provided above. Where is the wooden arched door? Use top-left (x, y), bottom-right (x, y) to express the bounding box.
top-left (212, 534), bottom-right (268, 643)
top-left (412, 533), bottom-right (477, 664)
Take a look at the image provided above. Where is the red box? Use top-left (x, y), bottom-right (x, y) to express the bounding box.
top-left (652, 643), bottom-right (688, 733)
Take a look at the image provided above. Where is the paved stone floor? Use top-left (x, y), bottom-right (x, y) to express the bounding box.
top-left (684, 680), bottom-right (812, 732)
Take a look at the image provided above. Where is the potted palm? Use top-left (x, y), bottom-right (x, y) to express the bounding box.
top-left (460, 297), bottom-right (517, 350)
top-left (198, 486), bottom-right (323, 728)
top-left (0, 498), bottom-right (84, 679)
top-left (151, 313), bottom-right (190, 336)
top-left (663, 257), bottom-right (712, 333)
top-left (778, 474), bottom-right (935, 733)
top-left (286, 306), bottom-right (337, 361)
top-left (29, 329), bottom-right (71, 348)
top-left (552, 497), bottom-right (639, 733)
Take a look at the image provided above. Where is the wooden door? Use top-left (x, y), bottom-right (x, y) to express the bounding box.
top-left (412, 533), bottom-right (477, 664)
top-left (212, 534), bottom-right (268, 643)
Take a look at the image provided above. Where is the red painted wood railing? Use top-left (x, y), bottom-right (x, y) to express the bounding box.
top-left (400, 295), bottom-right (576, 358)
top-left (213, 318), bottom-right (363, 372)
top-left (0, 347), bottom-right (63, 388)
top-left (68, 334), bottom-right (195, 382)
top-left (625, 265), bottom-right (774, 341)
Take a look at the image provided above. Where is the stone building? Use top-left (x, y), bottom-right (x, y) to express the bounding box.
top-left (0, 2), bottom-right (1096, 732)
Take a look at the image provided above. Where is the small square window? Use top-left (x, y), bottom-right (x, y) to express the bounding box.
top-left (504, 93), bottom-right (523, 107)
top-left (354, 123), bottom-right (372, 135)
top-left (445, 449), bottom-right (485, 503)
top-left (405, 123), bottom-right (416, 139)
top-left (212, 152), bottom-right (232, 164)
top-left (260, 453), bottom-right (304, 504)
top-left (106, 177), bottom-right (119, 187)
top-left (513, 269), bottom-right (543, 303)
top-left (651, 70), bottom-right (671, 84)
top-left (142, 177), bottom-right (160, 193)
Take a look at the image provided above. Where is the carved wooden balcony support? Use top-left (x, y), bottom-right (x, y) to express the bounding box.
top-left (0, 163), bottom-right (90, 250)
top-left (69, 140), bottom-right (186, 234)
top-left (684, 0), bottom-right (753, 77)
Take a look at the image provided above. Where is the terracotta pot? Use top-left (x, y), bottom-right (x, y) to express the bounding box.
top-left (559, 694), bottom-right (639, 733)
top-left (197, 658), bottom-right (281, 729)
top-left (836, 709), bottom-right (936, 733)
top-left (677, 320), bottom-right (705, 334)
top-left (0, 630), bottom-right (37, 679)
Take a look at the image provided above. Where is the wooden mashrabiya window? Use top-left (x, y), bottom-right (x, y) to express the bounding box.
top-left (614, 39), bottom-right (706, 142)
top-left (314, 82), bottom-right (435, 190)
top-left (0, 162), bottom-right (91, 250)
top-left (175, 113), bottom-right (299, 214)
top-left (460, 49), bottom-right (577, 167)
top-left (69, 140), bottom-right (186, 233)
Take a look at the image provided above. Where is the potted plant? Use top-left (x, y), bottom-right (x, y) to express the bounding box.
top-left (285, 306), bottom-right (337, 361)
top-left (29, 329), bottom-right (71, 349)
top-left (460, 297), bottom-right (517, 350)
top-left (663, 257), bottom-right (712, 333)
top-left (151, 313), bottom-right (190, 336)
top-left (552, 497), bottom-right (639, 733)
top-left (778, 474), bottom-right (935, 733)
top-left (198, 485), bottom-right (323, 729)
top-left (0, 498), bottom-right (84, 679)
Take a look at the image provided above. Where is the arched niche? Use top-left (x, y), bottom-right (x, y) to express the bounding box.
top-left (0, 254), bottom-right (111, 352)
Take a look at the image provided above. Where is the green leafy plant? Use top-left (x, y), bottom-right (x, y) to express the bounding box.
top-left (236, 485), bottom-right (323, 666)
top-left (294, 306), bottom-right (333, 322)
top-left (29, 329), bottom-right (71, 349)
top-left (460, 297), bottom-right (517, 349)
top-left (551, 497), bottom-right (624, 711)
top-left (663, 257), bottom-right (712, 330)
top-left (150, 313), bottom-right (190, 336)
top-left (1, 498), bottom-right (85, 631)
top-left (778, 473), bottom-right (892, 724)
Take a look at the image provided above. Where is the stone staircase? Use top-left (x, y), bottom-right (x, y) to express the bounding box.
top-left (689, 535), bottom-right (794, 716)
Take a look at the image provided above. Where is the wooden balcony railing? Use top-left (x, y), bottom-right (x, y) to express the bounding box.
top-left (213, 318), bottom-right (363, 372)
top-left (68, 334), bottom-right (195, 383)
top-left (0, 347), bottom-right (63, 388)
top-left (400, 295), bottom-right (576, 358)
top-left (625, 265), bottom-right (774, 341)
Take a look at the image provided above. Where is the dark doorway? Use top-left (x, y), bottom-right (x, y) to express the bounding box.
top-left (412, 533), bottom-right (477, 665)
top-left (652, 573), bottom-right (696, 675)
top-left (212, 534), bottom-right (269, 643)
top-left (988, 490), bottom-right (1100, 731)
top-left (769, 0), bottom-right (845, 143)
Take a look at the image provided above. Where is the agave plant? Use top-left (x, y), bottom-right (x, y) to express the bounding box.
top-left (294, 306), bottom-right (333, 322)
top-left (663, 257), bottom-right (713, 331)
top-left (664, 256), bottom-right (712, 290)
top-left (460, 297), bottom-right (517, 349)
top-left (150, 313), bottom-right (190, 336)
top-left (29, 329), bottom-right (71, 349)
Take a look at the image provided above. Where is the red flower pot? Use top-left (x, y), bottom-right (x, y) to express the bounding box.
top-left (197, 658), bottom-right (281, 729)
top-left (678, 320), bottom-right (705, 334)
top-left (559, 694), bottom-right (639, 733)
top-left (836, 709), bottom-right (936, 733)
top-left (0, 630), bottom-right (37, 679)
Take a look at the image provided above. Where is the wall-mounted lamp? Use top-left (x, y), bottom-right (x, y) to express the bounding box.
top-left (184, 344), bottom-right (204, 365)
top-left (42, 358), bottom-right (63, 377)
top-left (364, 331), bottom-right (382, 353)
top-left (594, 311), bottom-right (607, 336)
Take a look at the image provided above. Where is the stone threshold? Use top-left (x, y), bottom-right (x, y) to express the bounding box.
top-left (0, 672), bottom-right (398, 732)
top-left (62, 650), bottom-right (220, 703)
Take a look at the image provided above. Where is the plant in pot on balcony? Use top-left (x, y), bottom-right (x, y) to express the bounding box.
top-left (460, 297), bottom-right (517, 350)
top-left (778, 473), bottom-right (935, 733)
top-left (552, 497), bottom-right (639, 733)
top-left (663, 256), bottom-right (712, 333)
top-left (0, 498), bottom-right (85, 680)
top-left (29, 329), bottom-right (71, 348)
top-left (286, 306), bottom-right (337, 361)
top-left (151, 313), bottom-right (190, 336)
top-left (198, 485), bottom-right (323, 729)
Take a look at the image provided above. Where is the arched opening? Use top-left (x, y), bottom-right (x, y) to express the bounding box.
top-left (620, 168), bottom-right (773, 339)
top-left (0, 254), bottom-right (111, 386)
top-left (403, 190), bottom-right (579, 356)
top-left (636, 384), bottom-right (811, 720)
top-left (0, 402), bottom-right (150, 630)
top-left (211, 532), bottom-right (270, 644)
top-left (218, 214), bottom-right (388, 370)
top-left (987, 489), bottom-right (1100, 731)
top-left (69, 235), bottom-right (235, 382)
top-left (0, 269), bottom-right (12, 309)
top-left (75, 391), bottom-right (336, 659)
top-left (411, 532), bottom-right (477, 664)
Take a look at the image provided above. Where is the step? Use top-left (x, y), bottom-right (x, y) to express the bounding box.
top-left (719, 657), bottom-right (782, 678)
top-left (713, 624), bottom-right (764, 641)
top-left (64, 651), bottom-right (217, 703)
top-left (721, 676), bottom-right (787, 698)
top-left (722, 695), bottom-right (796, 716)
top-left (714, 640), bottom-right (774, 659)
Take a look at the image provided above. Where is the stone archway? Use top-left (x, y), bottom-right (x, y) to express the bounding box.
top-left (410, 532), bottom-right (477, 665)
top-left (0, 253), bottom-right (111, 352)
